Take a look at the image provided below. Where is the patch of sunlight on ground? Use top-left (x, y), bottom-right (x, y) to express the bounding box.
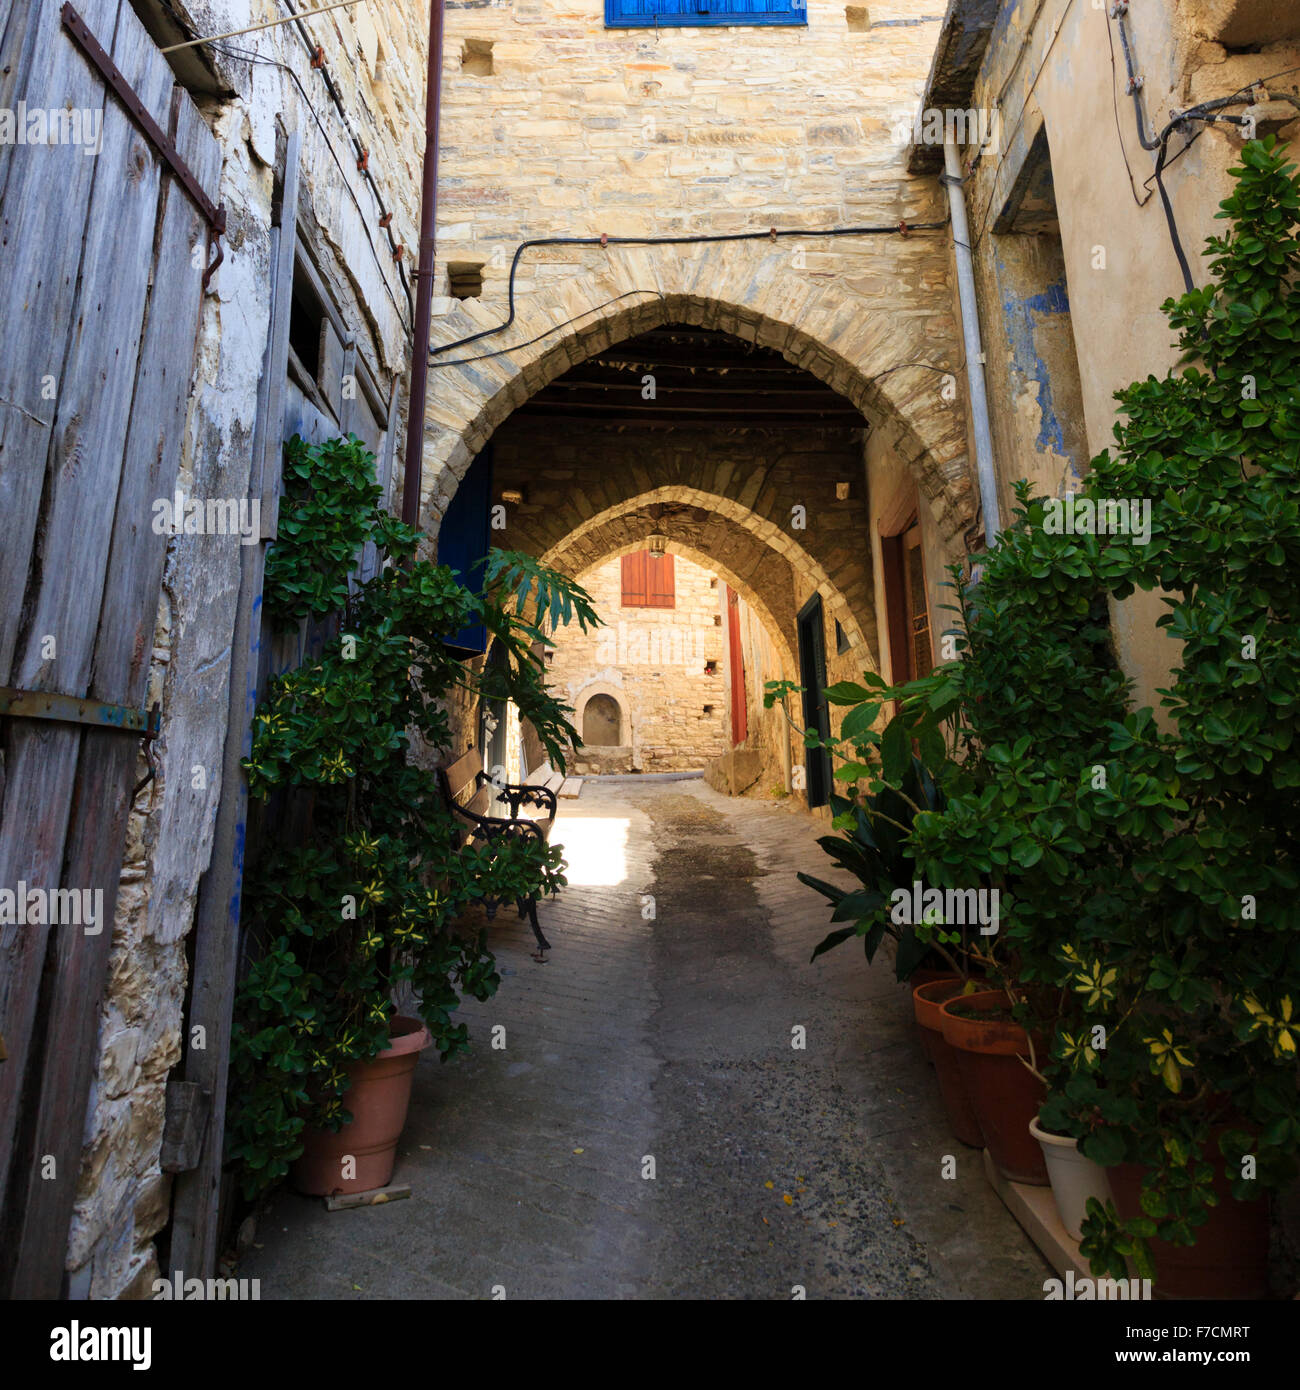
top-left (553, 817), bottom-right (631, 886)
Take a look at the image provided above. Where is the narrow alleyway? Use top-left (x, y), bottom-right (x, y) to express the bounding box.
top-left (242, 780), bottom-right (1047, 1299)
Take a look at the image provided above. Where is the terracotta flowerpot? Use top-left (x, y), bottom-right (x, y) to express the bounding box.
top-left (910, 969), bottom-right (959, 1062)
top-left (292, 1015), bottom-right (431, 1197)
top-left (939, 990), bottom-right (1049, 1185)
top-left (1029, 1114), bottom-right (1114, 1241)
top-left (1108, 1134), bottom-right (1270, 1299)
top-left (913, 978), bottom-right (984, 1147)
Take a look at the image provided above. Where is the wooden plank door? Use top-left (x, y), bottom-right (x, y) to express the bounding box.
top-left (0, 0), bottom-right (220, 1296)
top-left (796, 594), bottom-right (832, 809)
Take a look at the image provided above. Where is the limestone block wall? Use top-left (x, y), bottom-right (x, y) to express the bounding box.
top-left (68, 0), bottom-right (426, 1300)
top-left (547, 554), bottom-right (730, 772)
top-left (422, 0), bottom-right (975, 570)
top-left (492, 419), bottom-right (871, 671)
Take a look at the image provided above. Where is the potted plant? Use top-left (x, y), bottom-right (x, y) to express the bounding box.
top-left (884, 138), bottom-right (1300, 1294)
top-left (227, 434), bottom-right (599, 1200)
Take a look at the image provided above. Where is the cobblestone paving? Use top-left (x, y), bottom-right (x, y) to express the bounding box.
top-left (242, 779), bottom-right (1048, 1299)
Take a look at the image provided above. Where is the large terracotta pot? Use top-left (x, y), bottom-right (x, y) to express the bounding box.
top-left (1108, 1133), bottom-right (1270, 1299)
top-left (913, 978), bottom-right (983, 1147)
top-left (939, 990), bottom-right (1049, 1185)
top-left (292, 1015), bottom-right (431, 1197)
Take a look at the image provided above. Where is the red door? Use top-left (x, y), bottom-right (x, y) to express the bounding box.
top-left (726, 586), bottom-right (748, 746)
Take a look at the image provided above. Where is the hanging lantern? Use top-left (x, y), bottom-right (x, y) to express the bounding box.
top-left (647, 532), bottom-right (667, 558)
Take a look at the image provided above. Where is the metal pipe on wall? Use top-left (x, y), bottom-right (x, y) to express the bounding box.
top-left (942, 137), bottom-right (1001, 545)
top-left (402, 0), bottom-right (446, 530)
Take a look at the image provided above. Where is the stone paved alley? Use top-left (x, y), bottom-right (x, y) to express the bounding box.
top-left (243, 779), bottom-right (1047, 1299)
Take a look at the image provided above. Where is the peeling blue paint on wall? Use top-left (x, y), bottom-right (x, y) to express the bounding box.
top-left (1000, 269), bottom-right (1070, 454)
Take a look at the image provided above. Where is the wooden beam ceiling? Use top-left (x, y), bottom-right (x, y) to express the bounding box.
top-left (515, 324), bottom-right (867, 430)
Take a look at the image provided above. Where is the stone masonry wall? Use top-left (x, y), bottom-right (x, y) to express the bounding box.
top-left (68, 0), bottom-right (426, 1299)
top-left (491, 418), bottom-right (871, 670)
top-left (422, 0), bottom-right (974, 564)
top-left (547, 554), bottom-right (730, 773)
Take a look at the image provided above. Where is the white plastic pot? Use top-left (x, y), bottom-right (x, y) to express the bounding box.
top-left (1029, 1114), bottom-right (1114, 1242)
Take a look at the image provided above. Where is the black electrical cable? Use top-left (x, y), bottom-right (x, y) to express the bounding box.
top-left (428, 221), bottom-right (947, 361)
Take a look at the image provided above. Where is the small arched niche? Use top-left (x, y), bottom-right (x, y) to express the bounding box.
top-left (582, 692), bottom-right (622, 746)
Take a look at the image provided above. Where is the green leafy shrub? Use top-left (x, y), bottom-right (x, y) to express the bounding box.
top-left (804, 138), bottom-right (1300, 1281)
top-left (228, 435), bottom-right (598, 1198)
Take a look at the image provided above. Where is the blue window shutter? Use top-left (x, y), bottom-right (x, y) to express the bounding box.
top-left (606, 0), bottom-right (806, 27)
top-left (439, 446), bottom-right (494, 656)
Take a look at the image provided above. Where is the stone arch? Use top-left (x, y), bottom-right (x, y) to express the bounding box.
top-left (541, 488), bottom-right (867, 673)
top-left (422, 265), bottom-right (973, 540)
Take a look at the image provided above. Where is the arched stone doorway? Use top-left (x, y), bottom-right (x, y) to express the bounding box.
top-left (421, 284), bottom-right (975, 546)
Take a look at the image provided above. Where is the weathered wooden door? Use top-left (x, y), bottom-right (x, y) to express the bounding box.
top-left (0, 0), bottom-right (221, 1296)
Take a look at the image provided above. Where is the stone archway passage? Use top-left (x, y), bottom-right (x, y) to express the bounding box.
top-left (422, 280), bottom-right (976, 547)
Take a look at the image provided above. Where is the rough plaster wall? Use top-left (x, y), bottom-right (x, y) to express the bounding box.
top-left (68, 0), bottom-right (427, 1300)
top-left (865, 426), bottom-right (956, 687)
top-left (965, 0), bottom-right (1300, 709)
top-left (546, 554), bottom-right (730, 772)
top-left (735, 590), bottom-right (795, 798)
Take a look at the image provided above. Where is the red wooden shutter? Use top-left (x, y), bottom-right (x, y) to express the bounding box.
top-left (621, 551), bottom-right (648, 606)
top-left (647, 552), bottom-right (675, 608)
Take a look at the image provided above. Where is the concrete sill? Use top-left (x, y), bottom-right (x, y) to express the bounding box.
top-left (982, 1147), bottom-right (1091, 1284)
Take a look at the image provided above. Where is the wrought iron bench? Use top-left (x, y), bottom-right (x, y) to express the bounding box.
top-left (436, 747), bottom-right (560, 960)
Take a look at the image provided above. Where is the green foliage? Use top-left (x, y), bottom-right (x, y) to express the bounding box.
top-left (263, 435), bottom-right (418, 627)
top-left (791, 138), bottom-right (1300, 1277)
top-left (229, 436), bottom-right (597, 1198)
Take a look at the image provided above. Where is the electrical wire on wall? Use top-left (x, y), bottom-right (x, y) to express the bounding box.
top-left (427, 221), bottom-right (949, 365)
top-left (958, 0), bottom-right (1300, 294)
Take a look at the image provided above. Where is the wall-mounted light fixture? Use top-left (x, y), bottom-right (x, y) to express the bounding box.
top-left (501, 487), bottom-right (526, 505)
top-left (647, 531), bottom-right (667, 558)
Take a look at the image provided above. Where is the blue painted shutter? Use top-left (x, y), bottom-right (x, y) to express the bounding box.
top-left (439, 446), bottom-right (493, 655)
top-left (606, 0), bottom-right (806, 27)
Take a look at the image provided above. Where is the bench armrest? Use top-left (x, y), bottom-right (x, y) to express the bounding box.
top-left (498, 781), bottom-right (558, 821)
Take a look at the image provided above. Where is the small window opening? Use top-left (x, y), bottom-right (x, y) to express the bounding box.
top-left (704, 659), bottom-right (718, 675)
top-left (845, 6), bottom-right (870, 31)
top-left (448, 262), bottom-right (484, 299)
top-left (703, 705), bottom-right (714, 715)
top-left (461, 39), bottom-right (494, 75)
top-left (289, 263), bottom-right (324, 377)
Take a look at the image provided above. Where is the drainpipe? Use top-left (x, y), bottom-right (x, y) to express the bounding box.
top-left (942, 138), bottom-right (1001, 545)
top-left (401, 0), bottom-right (446, 529)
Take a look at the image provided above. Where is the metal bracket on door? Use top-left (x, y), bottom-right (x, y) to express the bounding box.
top-left (0, 688), bottom-right (161, 798)
top-left (60, 3), bottom-right (228, 288)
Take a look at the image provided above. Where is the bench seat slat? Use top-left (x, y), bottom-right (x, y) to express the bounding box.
top-left (444, 747), bottom-right (483, 801)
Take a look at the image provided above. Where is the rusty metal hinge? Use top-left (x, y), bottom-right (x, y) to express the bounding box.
top-left (60, 3), bottom-right (228, 288)
top-left (0, 689), bottom-right (161, 798)
top-left (0, 687), bottom-right (160, 737)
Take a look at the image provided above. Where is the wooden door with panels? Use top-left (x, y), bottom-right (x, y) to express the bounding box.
top-left (881, 517), bottom-right (934, 685)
